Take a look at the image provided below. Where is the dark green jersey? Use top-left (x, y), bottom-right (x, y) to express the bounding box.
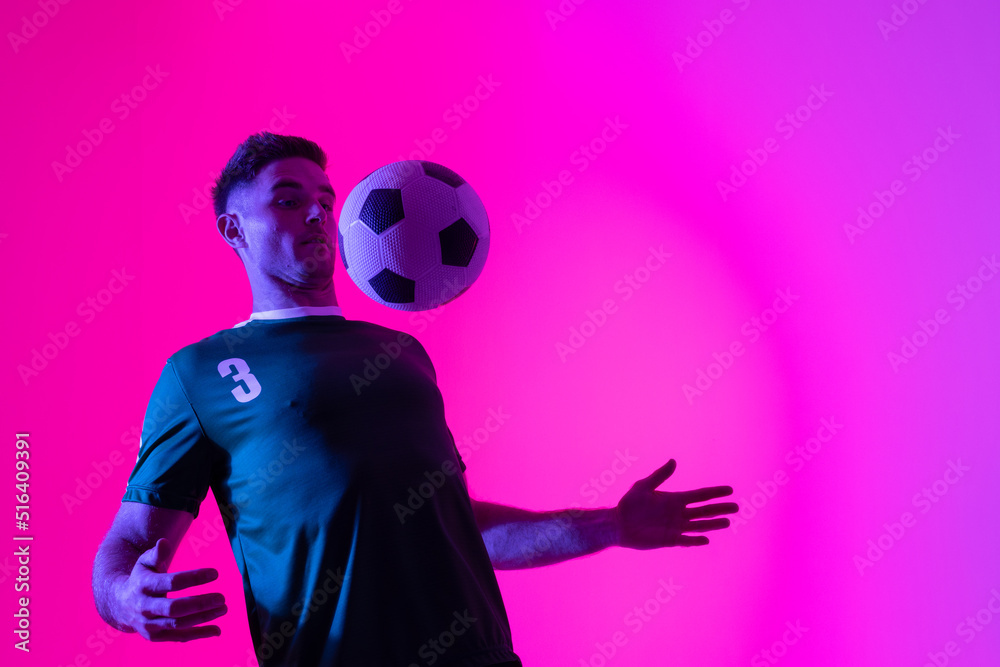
top-left (124, 309), bottom-right (520, 666)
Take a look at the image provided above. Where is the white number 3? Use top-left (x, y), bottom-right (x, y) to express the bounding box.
top-left (217, 358), bottom-right (262, 403)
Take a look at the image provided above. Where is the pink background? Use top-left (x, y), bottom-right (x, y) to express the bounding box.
top-left (3, 0), bottom-right (998, 665)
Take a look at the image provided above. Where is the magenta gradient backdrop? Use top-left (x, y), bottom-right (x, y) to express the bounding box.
top-left (3, 0), bottom-right (999, 665)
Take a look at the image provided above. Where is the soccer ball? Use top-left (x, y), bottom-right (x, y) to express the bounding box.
top-left (337, 160), bottom-right (490, 311)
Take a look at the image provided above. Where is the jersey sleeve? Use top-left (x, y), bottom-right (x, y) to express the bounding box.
top-left (122, 359), bottom-right (215, 518)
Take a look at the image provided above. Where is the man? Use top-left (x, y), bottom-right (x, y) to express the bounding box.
top-left (92, 132), bottom-right (739, 666)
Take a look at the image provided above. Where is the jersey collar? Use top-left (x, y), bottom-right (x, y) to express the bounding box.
top-left (234, 305), bottom-right (344, 328)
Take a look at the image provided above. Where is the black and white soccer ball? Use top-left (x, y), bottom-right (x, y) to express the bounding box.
top-left (337, 160), bottom-right (490, 311)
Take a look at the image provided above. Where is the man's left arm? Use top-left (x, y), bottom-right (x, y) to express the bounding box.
top-left (465, 460), bottom-right (738, 570)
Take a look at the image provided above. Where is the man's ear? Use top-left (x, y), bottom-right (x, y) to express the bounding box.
top-left (217, 213), bottom-right (247, 251)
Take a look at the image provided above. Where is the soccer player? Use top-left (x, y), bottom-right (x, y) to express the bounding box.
top-left (92, 132), bottom-right (739, 666)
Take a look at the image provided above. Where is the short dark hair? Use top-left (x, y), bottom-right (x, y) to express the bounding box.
top-left (211, 131), bottom-right (328, 218)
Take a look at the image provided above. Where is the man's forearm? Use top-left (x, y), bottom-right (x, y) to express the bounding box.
top-left (92, 535), bottom-right (141, 632)
top-left (471, 500), bottom-right (620, 569)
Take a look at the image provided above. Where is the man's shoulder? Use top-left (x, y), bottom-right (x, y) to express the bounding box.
top-left (166, 325), bottom-right (249, 361)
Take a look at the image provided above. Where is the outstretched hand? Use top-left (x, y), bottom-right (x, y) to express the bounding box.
top-left (614, 460), bottom-right (738, 549)
top-left (114, 538), bottom-right (228, 642)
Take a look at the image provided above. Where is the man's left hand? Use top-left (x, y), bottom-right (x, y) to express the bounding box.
top-left (614, 459), bottom-right (738, 549)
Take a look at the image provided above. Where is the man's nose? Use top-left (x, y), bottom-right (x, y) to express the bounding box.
top-left (306, 203), bottom-right (327, 225)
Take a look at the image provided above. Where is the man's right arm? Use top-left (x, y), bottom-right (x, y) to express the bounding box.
top-left (92, 501), bottom-right (228, 642)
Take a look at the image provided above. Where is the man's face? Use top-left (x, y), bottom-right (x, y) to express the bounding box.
top-left (226, 156), bottom-right (337, 286)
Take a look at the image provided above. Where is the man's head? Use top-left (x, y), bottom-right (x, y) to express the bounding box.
top-left (212, 132), bottom-right (337, 293)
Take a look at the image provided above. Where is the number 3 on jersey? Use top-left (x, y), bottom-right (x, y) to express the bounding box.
top-left (218, 358), bottom-right (262, 403)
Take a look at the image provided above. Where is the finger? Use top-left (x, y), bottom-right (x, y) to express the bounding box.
top-left (685, 502), bottom-right (740, 519)
top-left (675, 535), bottom-right (709, 547)
top-left (685, 518), bottom-right (731, 532)
top-left (639, 460), bottom-right (677, 490)
top-left (143, 592), bottom-right (227, 619)
top-left (142, 568), bottom-right (220, 595)
top-left (149, 625), bottom-right (222, 642)
top-left (145, 604), bottom-right (229, 629)
top-left (137, 538), bottom-right (174, 574)
top-left (681, 485), bottom-right (734, 504)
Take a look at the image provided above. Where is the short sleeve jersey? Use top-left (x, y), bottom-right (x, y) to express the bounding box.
top-left (124, 309), bottom-right (521, 667)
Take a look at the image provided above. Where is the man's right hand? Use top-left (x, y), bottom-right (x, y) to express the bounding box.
top-left (113, 537), bottom-right (228, 642)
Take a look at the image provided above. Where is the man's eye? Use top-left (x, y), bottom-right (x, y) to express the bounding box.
top-left (277, 200), bottom-right (296, 207)
top-left (323, 203), bottom-right (333, 211)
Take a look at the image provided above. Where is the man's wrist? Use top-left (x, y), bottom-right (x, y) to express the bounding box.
top-left (611, 506), bottom-right (623, 548)
top-left (106, 573), bottom-right (137, 633)
top-left (596, 506), bottom-right (622, 550)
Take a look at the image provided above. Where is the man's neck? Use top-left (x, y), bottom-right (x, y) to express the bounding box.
top-left (249, 277), bottom-right (339, 313)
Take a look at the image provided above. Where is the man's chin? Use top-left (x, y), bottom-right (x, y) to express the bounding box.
top-left (302, 268), bottom-right (335, 284)
top-left (296, 247), bottom-right (335, 272)
top-left (286, 274), bottom-right (335, 294)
